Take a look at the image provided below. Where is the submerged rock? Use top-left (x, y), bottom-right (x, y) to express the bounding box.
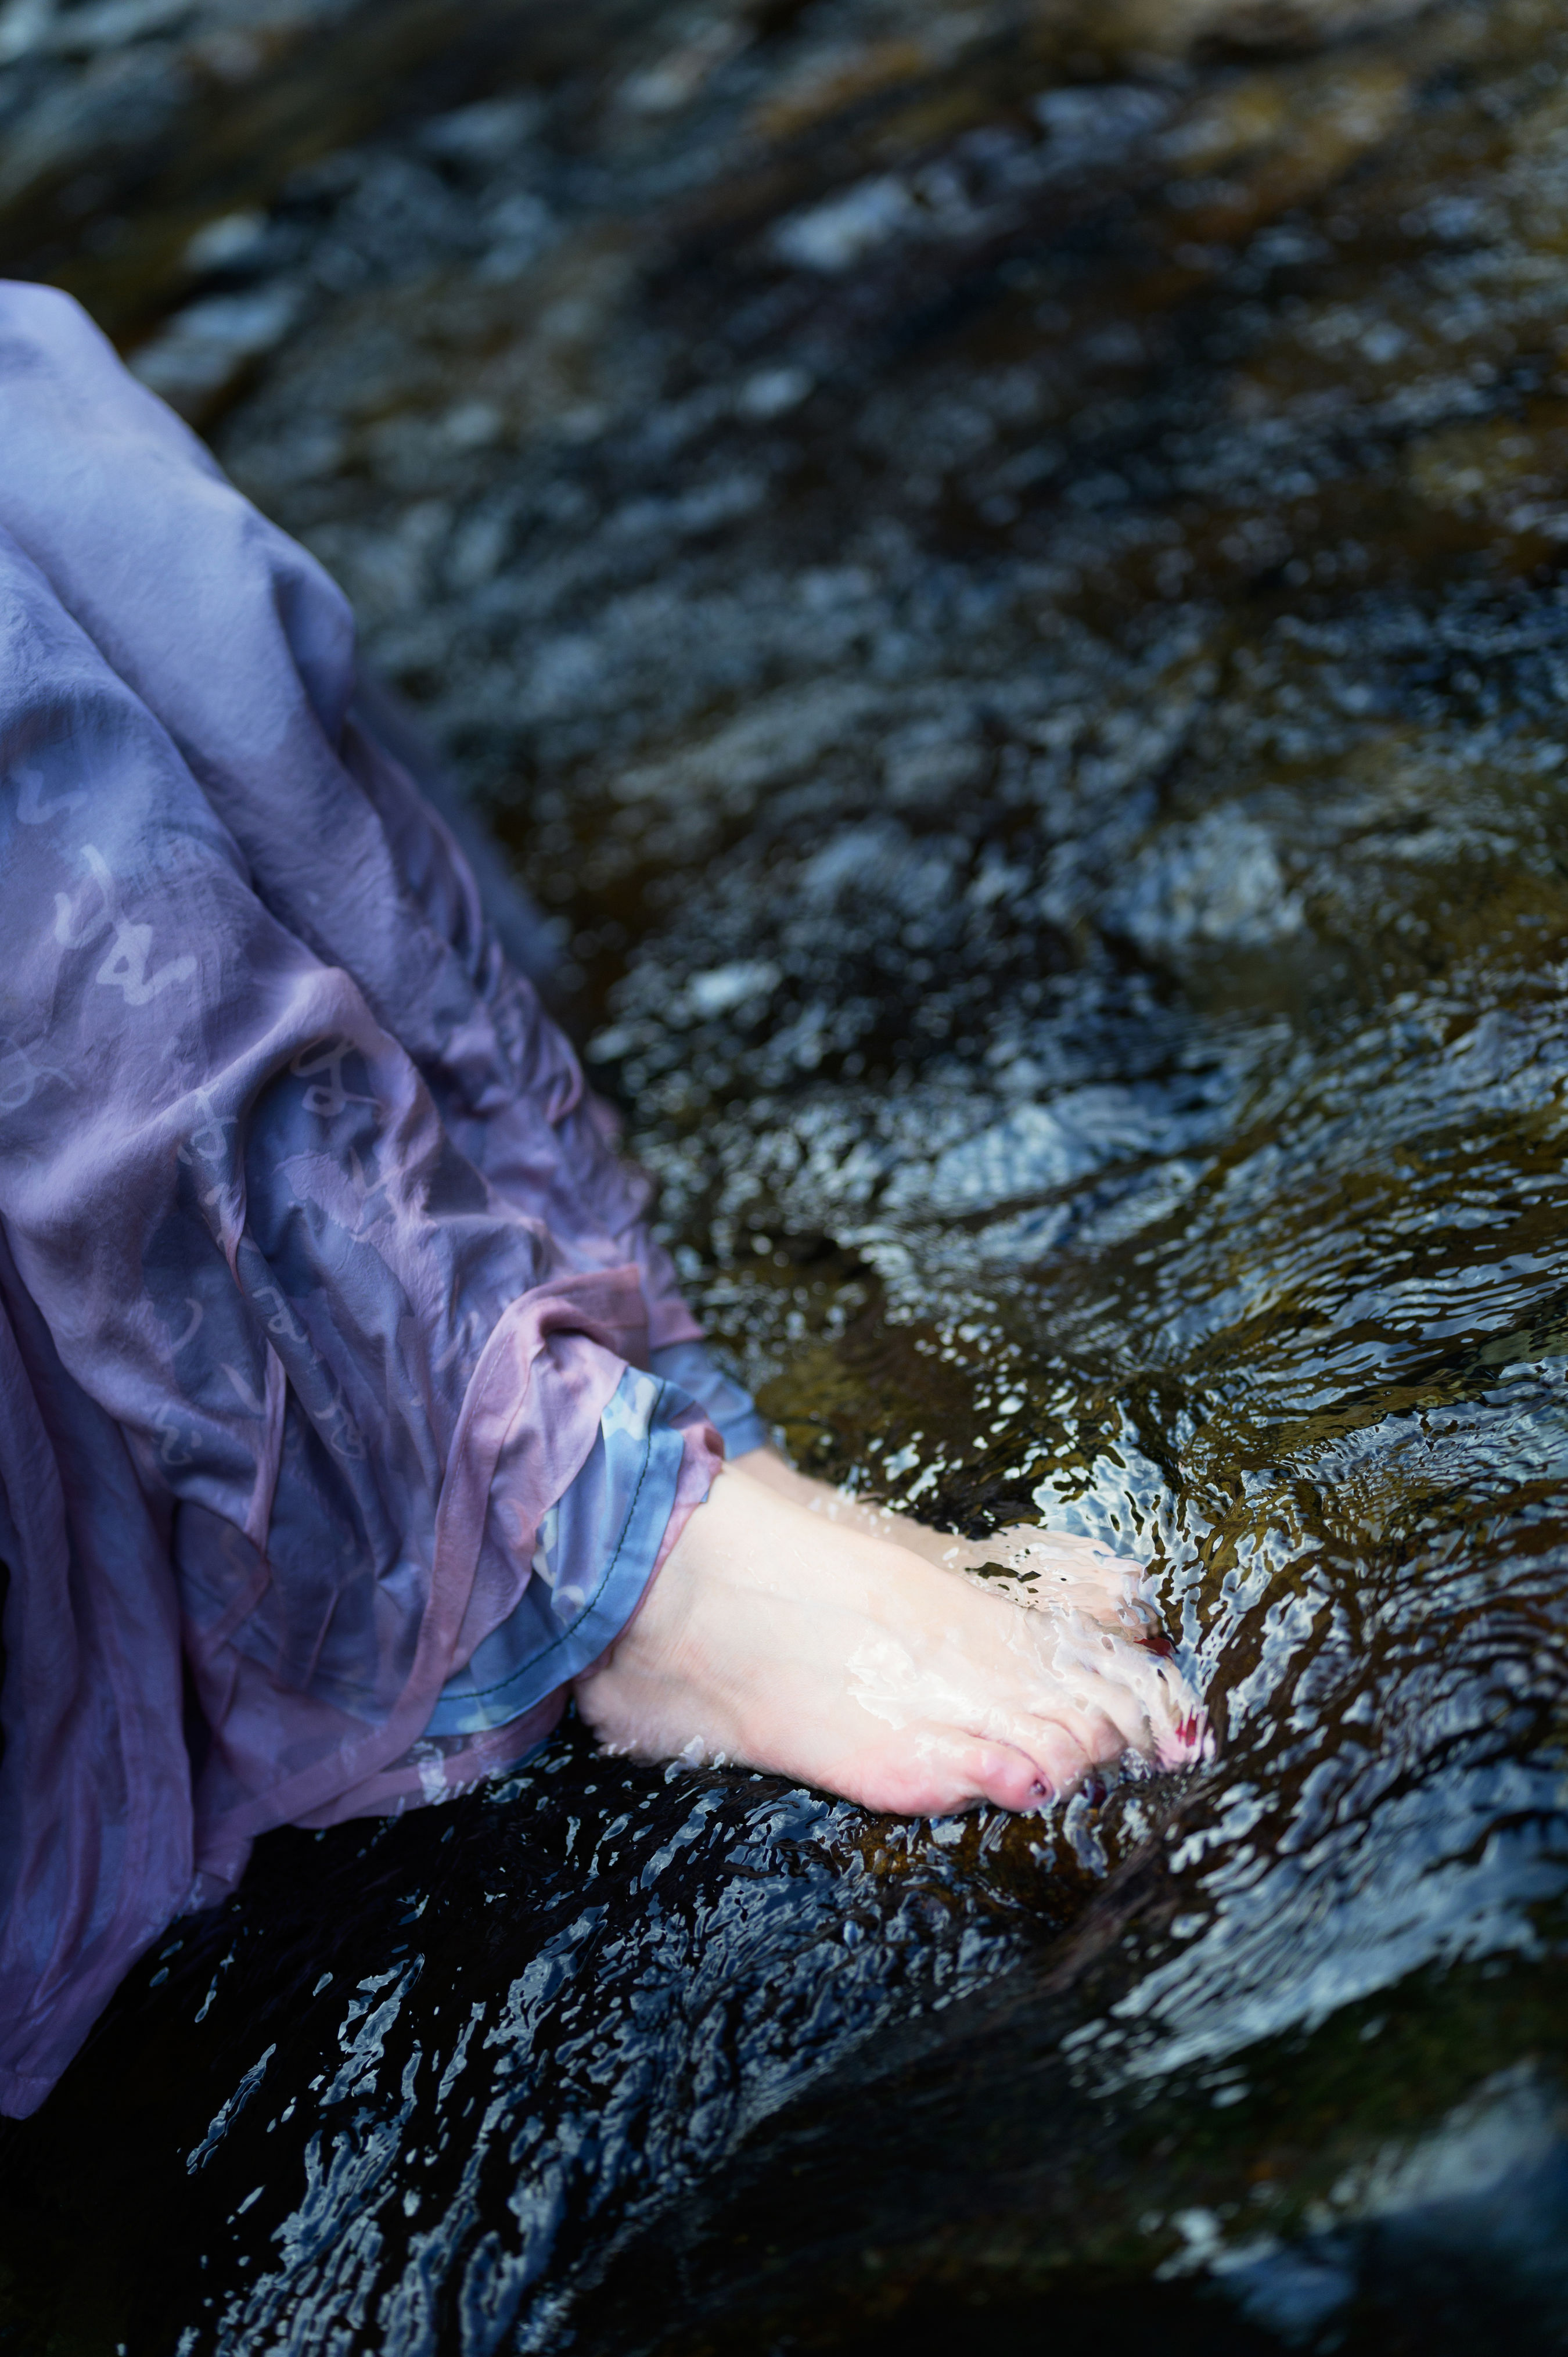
top-left (5, 0), bottom-right (1568, 2350)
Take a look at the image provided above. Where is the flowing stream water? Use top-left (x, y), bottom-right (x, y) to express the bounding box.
top-left (5, 1), bottom-right (1568, 2350)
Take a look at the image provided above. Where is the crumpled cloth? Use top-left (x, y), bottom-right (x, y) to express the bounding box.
top-left (0, 281), bottom-right (749, 2117)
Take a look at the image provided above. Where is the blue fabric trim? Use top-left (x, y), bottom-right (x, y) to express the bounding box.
top-left (422, 1366), bottom-right (699, 1737)
top-left (648, 1339), bottom-right (769, 1460)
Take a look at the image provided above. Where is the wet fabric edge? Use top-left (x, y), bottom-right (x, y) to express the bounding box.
top-left (309, 1391), bottom-right (724, 1816)
top-left (187, 1268), bottom-right (646, 1872)
top-left (0, 1270), bottom-right (637, 2117)
top-left (287, 1688), bottom-right (568, 1829)
top-left (426, 1370), bottom-right (713, 1737)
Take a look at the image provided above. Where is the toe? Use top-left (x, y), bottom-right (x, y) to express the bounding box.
top-left (917, 1723), bottom-right (1096, 1814)
top-left (1155, 1697), bottom-right (1211, 1768)
top-left (1015, 1709), bottom-right (1116, 1788)
top-left (853, 1729), bottom-right (1053, 1815)
top-left (992, 1528), bottom-right (1148, 1617)
top-left (1039, 1614), bottom-right (1201, 1761)
top-left (957, 1737), bottom-right (1059, 1813)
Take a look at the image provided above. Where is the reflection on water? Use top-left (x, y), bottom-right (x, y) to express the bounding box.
top-left (5, 0), bottom-right (1568, 2349)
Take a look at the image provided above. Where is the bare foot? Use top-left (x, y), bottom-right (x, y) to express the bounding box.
top-left (727, 1447), bottom-right (1164, 1624)
top-left (572, 1461), bottom-right (1203, 1816)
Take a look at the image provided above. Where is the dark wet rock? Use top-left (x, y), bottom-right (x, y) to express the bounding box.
top-left (6, 1), bottom-right (1568, 2350)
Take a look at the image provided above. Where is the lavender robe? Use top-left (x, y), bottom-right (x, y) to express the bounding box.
top-left (0, 282), bottom-right (749, 2117)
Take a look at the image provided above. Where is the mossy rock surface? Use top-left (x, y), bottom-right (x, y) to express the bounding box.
top-left (6, 1), bottom-right (1568, 2349)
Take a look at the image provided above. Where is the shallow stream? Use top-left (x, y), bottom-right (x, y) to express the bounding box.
top-left (5, 1), bottom-right (1568, 2349)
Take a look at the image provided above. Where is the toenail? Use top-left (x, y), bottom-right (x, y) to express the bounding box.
top-left (1028, 1778), bottom-right (1052, 1801)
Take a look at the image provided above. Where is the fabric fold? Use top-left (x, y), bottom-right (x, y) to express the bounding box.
top-left (427, 1363), bottom-right (722, 1740)
top-left (0, 1242), bottom-right (192, 2121)
top-left (0, 278), bottom-right (753, 2116)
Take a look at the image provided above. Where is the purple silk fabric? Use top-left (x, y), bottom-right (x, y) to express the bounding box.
top-left (0, 281), bottom-right (722, 2117)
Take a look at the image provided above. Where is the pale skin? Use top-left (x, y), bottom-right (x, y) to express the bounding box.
top-left (573, 1446), bottom-right (1204, 1816)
